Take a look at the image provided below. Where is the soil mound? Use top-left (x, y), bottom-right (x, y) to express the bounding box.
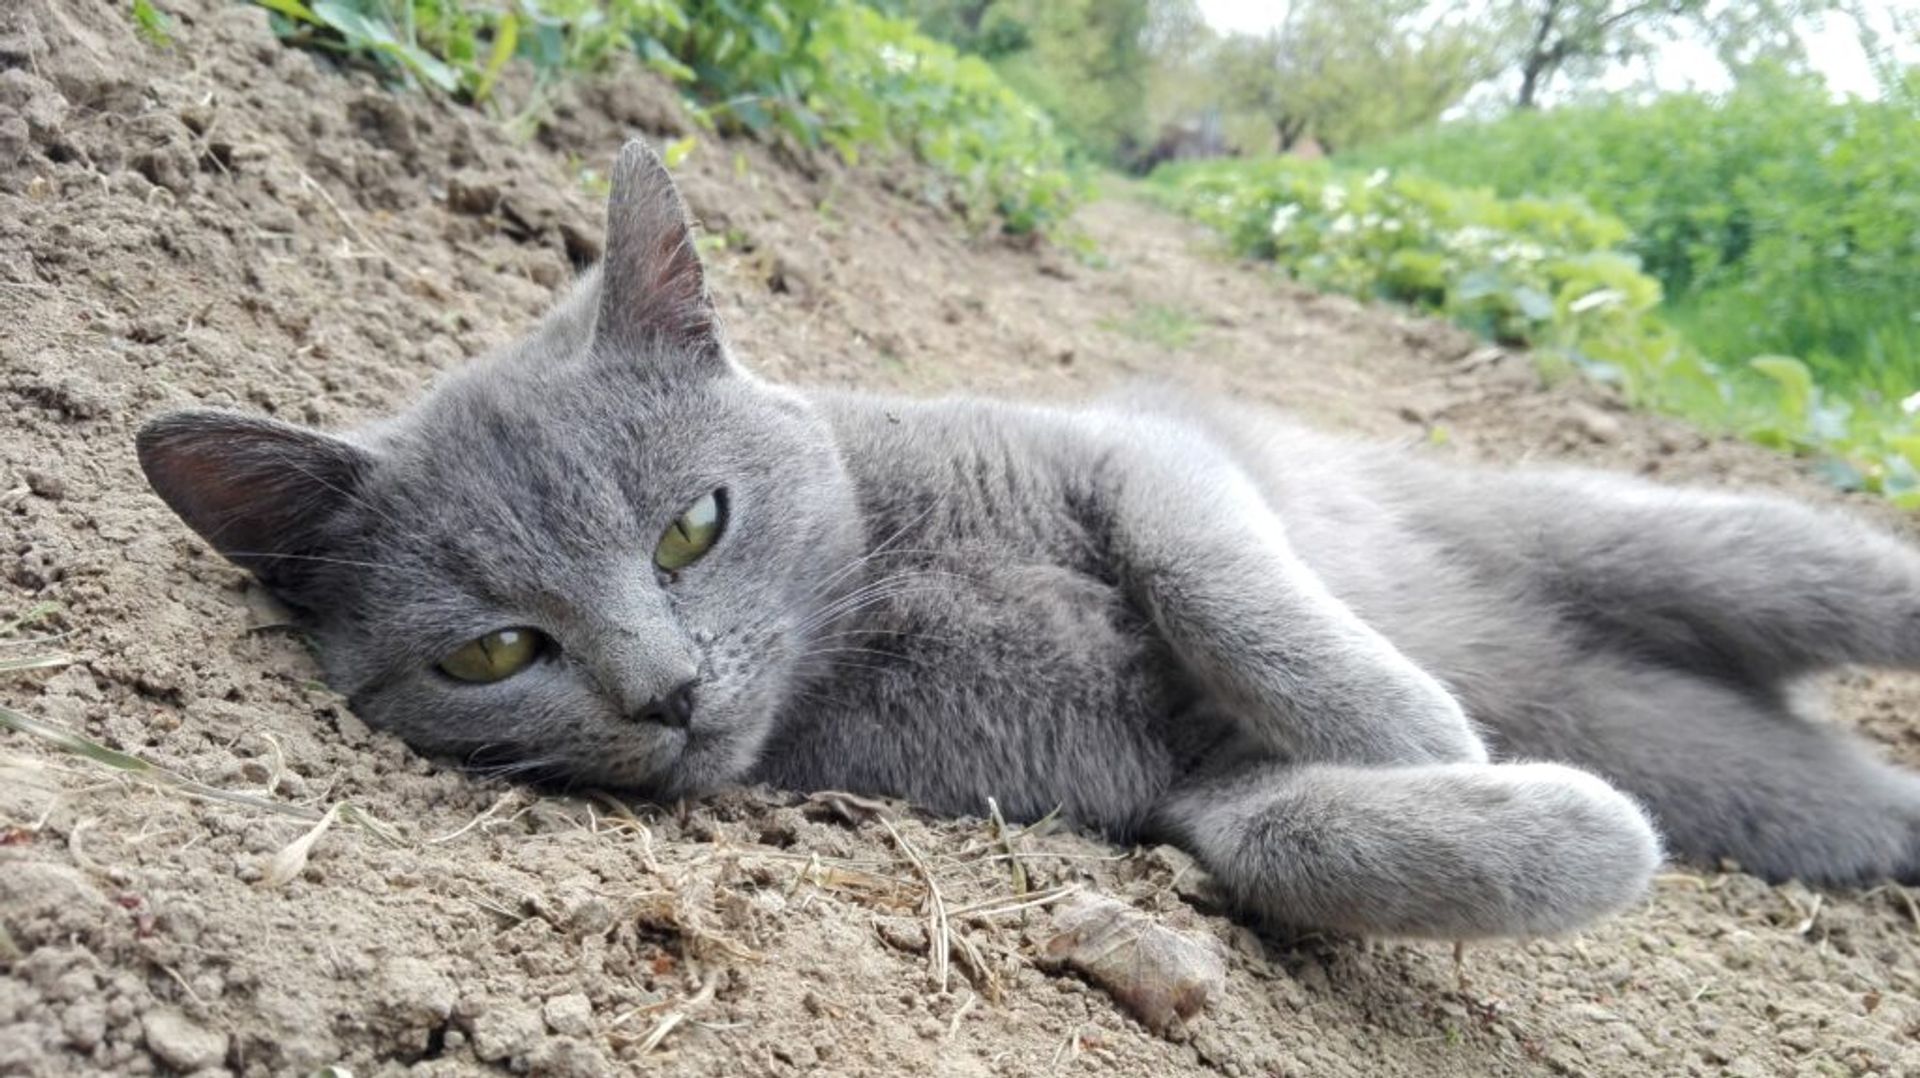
top-left (2, 1), bottom-right (1916, 1074)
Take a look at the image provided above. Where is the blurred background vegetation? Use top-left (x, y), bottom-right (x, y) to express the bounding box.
top-left (200, 0), bottom-right (1919, 497)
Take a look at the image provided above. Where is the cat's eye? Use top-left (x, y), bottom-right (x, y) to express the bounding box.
top-left (654, 490), bottom-right (725, 572)
top-left (437, 628), bottom-right (542, 683)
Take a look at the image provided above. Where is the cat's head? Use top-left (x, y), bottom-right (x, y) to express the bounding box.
top-left (136, 141), bottom-right (861, 796)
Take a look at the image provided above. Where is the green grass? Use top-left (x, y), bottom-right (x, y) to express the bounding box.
top-left (1100, 303), bottom-right (1200, 350)
top-left (1149, 155), bottom-right (1920, 505)
top-left (131, 0), bottom-right (173, 47)
top-left (1346, 78), bottom-right (1920, 407)
top-left (236, 0), bottom-right (1082, 234)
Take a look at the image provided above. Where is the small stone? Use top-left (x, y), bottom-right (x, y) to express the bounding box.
top-left (526, 1036), bottom-right (611, 1078)
top-left (770, 255), bottom-right (817, 305)
top-left (62, 999), bottom-right (106, 1051)
top-left (471, 1002), bottom-right (542, 1063)
top-left (142, 1008), bottom-right (228, 1072)
top-left (1563, 405), bottom-right (1623, 444)
top-left (543, 992), bottom-right (593, 1036)
top-left (874, 917), bottom-right (929, 955)
top-left (1149, 845), bottom-right (1224, 907)
top-left (447, 174), bottom-right (501, 216)
top-left (562, 893), bottom-right (616, 937)
top-left (22, 468), bottom-right (64, 500)
top-left (378, 957), bottom-right (455, 1030)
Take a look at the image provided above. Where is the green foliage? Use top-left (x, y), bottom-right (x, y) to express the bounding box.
top-left (804, 4), bottom-right (1080, 232)
top-left (891, 0), bottom-right (1151, 162)
top-left (1348, 78), bottom-right (1920, 404)
top-left (1151, 155), bottom-right (1920, 505)
top-left (130, 0), bottom-right (174, 46)
top-left (1099, 303), bottom-right (1200, 350)
top-left (249, 0), bottom-right (1079, 233)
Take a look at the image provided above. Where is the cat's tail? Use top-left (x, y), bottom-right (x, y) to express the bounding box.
top-left (1401, 463), bottom-right (1920, 686)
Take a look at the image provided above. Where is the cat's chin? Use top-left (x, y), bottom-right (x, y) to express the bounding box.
top-left (596, 711), bottom-right (774, 802)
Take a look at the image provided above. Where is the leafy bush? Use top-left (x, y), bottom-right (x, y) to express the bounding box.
top-left (1150, 156), bottom-right (1920, 505)
top-left (1347, 79), bottom-right (1920, 404)
top-left (249, 0), bottom-right (1079, 232)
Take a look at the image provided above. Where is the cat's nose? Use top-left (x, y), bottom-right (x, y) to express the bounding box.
top-left (631, 679), bottom-right (697, 729)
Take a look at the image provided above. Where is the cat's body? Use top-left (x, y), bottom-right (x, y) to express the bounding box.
top-left (138, 143), bottom-right (1920, 941)
top-left (771, 392), bottom-right (1920, 883)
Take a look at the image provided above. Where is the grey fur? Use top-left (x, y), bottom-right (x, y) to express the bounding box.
top-left (137, 141), bottom-right (1920, 940)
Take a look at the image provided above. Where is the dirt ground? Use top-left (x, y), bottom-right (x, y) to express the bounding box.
top-left (3, 1), bottom-right (1918, 1075)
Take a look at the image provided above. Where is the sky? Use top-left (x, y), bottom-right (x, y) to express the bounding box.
top-left (1194, 0), bottom-right (1916, 101)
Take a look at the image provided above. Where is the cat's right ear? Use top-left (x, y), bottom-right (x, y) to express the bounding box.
top-left (594, 139), bottom-right (723, 368)
top-left (136, 411), bottom-right (374, 604)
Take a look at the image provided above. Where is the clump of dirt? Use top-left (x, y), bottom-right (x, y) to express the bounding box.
top-left (3, 1), bottom-right (1918, 1075)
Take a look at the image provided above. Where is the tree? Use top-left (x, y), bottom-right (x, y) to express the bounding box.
top-left (1200, 0), bottom-right (1500, 154)
top-left (1498, 0), bottom-right (1844, 108)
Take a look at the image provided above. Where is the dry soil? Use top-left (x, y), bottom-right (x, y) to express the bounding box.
top-left (2, 1), bottom-right (1918, 1075)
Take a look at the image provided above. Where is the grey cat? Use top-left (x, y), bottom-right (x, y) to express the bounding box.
top-left (137, 142), bottom-right (1920, 941)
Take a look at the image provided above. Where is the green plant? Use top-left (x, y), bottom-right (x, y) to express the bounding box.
top-left (1347, 78), bottom-right (1920, 405)
top-left (245, 0), bottom-right (1081, 233)
top-left (1099, 303), bottom-right (1199, 350)
top-left (130, 0), bottom-right (174, 46)
top-left (1150, 155), bottom-right (1920, 506)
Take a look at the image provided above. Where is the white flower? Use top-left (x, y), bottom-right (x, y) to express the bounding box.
top-left (1447, 225), bottom-right (1499, 251)
top-left (1270, 203), bottom-right (1301, 235)
top-left (1569, 289), bottom-right (1625, 314)
top-left (877, 44), bottom-right (915, 73)
top-left (1490, 241), bottom-right (1546, 264)
top-left (1328, 212), bottom-right (1357, 235)
top-left (1320, 185), bottom-right (1346, 212)
top-left (1365, 168), bottom-right (1390, 189)
top-left (1902, 390), bottom-right (1920, 415)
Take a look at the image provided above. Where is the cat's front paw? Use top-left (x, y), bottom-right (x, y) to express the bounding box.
top-left (1475, 762), bottom-right (1663, 935)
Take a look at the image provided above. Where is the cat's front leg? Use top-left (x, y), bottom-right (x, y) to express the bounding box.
top-left (1158, 760), bottom-right (1662, 938)
top-left (1104, 435), bottom-right (1484, 766)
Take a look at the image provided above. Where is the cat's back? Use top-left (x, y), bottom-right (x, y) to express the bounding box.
top-left (806, 390), bottom-right (1107, 557)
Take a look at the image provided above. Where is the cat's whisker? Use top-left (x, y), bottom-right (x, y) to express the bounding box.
top-left (222, 551), bottom-right (395, 571)
top-left (809, 566), bottom-right (937, 613)
top-left (804, 657), bottom-right (902, 677)
top-left (796, 577), bottom-right (924, 633)
top-left (795, 645), bottom-right (923, 667)
top-left (796, 586), bottom-right (945, 637)
top-left (825, 502), bottom-right (943, 578)
top-left (797, 570), bottom-right (972, 633)
top-left (805, 545), bottom-right (947, 602)
top-left (803, 627), bottom-right (959, 647)
top-left (802, 499), bottom-right (947, 601)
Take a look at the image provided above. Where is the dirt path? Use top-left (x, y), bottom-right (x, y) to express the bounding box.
top-left (3, 2), bottom-right (1919, 1075)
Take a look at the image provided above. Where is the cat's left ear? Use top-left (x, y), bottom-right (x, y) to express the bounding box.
top-left (136, 410), bottom-right (376, 609)
top-left (594, 139), bottom-right (723, 366)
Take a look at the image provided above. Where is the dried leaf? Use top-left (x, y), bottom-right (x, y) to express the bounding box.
top-left (1042, 894), bottom-right (1225, 1036)
top-left (262, 804), bottom-right (340, 887)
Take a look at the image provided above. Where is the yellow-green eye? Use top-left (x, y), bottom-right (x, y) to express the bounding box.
top-left (654, 491), bottom-right (724, 572)
top-left (438, 628), bottom-right (542, 683)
